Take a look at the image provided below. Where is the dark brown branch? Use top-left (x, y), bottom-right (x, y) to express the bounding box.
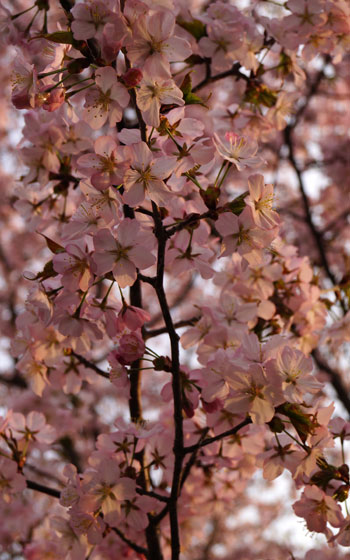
top-left (153, 419), bottom-right (252, 526)
top-left (192, 62), bottom-right (249, 93)
top-left (136, 487), bottom-right (170, 503)
top-left (122, 76), bottom-right (164, 557)
top-left (70, 351), bottom-right (109, 379)
top-left (165, 211), bottom-right (213, 238)
top-left (284, 125), bottom-right (346, 313)
top-left (26, 479), bottom-right (61, 498)
top-left (180, 428), bottom-right (209, 490)
top-left (0, 370), bottom-right (28, 388)
top-left (146, 277), bottom-right (195, 328)
top-left (144, 316), bottom-right (200, 340)
top-left (112, 527), bottom-right (148, 555)
top-left (183, 418), bottom-right (252, 454)
top-left (313, 351), bottom-right (350, 417)
top-left (152, 201), bottom-right (183, 560)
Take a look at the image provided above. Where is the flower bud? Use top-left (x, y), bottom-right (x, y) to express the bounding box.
top-left (121, 68), bottom-right (143, 88)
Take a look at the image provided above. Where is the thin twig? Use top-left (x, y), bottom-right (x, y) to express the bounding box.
top-left (70, 351), bottom-right (109, 379)
top-left (112, 527), bottom-right (148, 555)
top-left (26, 479), bottom-right (60, 498)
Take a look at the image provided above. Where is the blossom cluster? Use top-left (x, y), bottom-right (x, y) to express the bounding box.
top-left (0, 0), bottom-right (349, 559)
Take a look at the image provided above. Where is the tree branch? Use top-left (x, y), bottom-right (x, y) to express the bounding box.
top-left (152, 201), bottom-right (183, 560)
top-left (112, 527), bottom-right (148, 555)
top-left (70, 351), bottom-right (110, 380)
top-left (26, 479), bottom-right (61, 498)
top-left (144, 316), bottom-right (200, 340)
top-left (192, 62), bottom-right (249, 93)
top-left (313, 350), bottom-right (350, 417)
top-left (183, 418), bottom-right (252, 454)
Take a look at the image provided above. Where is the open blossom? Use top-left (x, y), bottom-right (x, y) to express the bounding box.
top-left (265, 346), bottom-right (322, 403)
top-left (123, 142), bottom-right (176, 206)
top-left (8, 411), bottom-right (56, 444)
top-left (79, 459), bottom-right (136, 522)
top-left (260, 439), bottom-right (300, 481)
top-left (16, 354), bottom-right (48, 397)
top-left (225, 363), bottom-right (284, 424)
top-left (92, 219), bottom-right (156, 288)
top-left (53, 241), bottom-right (93, 292)
top-left (293, 485), bottom-right (344, 535)
top-left (245, 174), bottom-right (280, 230)
top-left (71, 1), bottom-right (116, 40)
top-left (69, 508), bottom-right (105, 545)
top-left (267, 91), bottom-right (298, 130)
top-left (216, 208), bottom-right (275, 257)
top-left (11, 56), bottom-right (38, 110)
top-left (213, 132), bottom-right (262, 170)
top-left (0, 457), bottom-right (26, 503)
top-left (136, 75), bottom-right (184, 128)
top-left (127, 11), bottom-right (191, 76)
top-left (83, 67), bottom-right (129, 130)
top-left (199, 23), bottom-right (243, 72)
top-left (285, 0), bottom-right (327, 36)
top-left (77, 135), bottom-right (125, 191)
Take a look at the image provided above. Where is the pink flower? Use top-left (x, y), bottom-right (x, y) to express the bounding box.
top-left (265, 346), bottom-right (322, 403)
top-left (53, 242), bottom-right (93, 292)
top-left (285, 0), bottom-right (327, 36)
top-left (8, 411), bottom-right (56, 444)
top-left (118, 495), bottom-right (158, 531)
top-left (41, 87), bottom-right (66, 112)
top-left (261, 440), bottom-right (300, 481)
top-left (136, 75), bottom-right (184, 128)
top-left (123, 142), bottom-right (176, 206)
top-left (77, 135), bottom-right (125, 191)
top-left (216, 208), bottom-right (275, 257)
top-left (71, 2), bottom-right (115, 40)
top-left (127, 11), bottom-right (191, 76)
top-left (16, 354), bottom-right (48, 397)
top-left (225, 364), bottom-right (284, 424)
top-left (83, 67), bottom-right (129, 130)
top-left (117, 304), bottom-right (151, 331)
top-left (293, 485), bottom-right (343, 534)
top-left (69, 508), bottom-right (105, 545)
top-left (115, 331), bottom-right (145, 365)
top-left (213, 132), bottom-right (262, 170)
top-left (80, 458), bottom-right (136, 521)
top-left (11, 56), bottom-right (38, 110)
top-left (199, 24), bottom-right (243, 72)
top-left (92, 219), bottom-right (156, 288)
top-left (166, 230), bottom-right (214, 279)
top-left (245, 174), bottom-right (280, 229)
top-left (0, 457), bottom-right (26, 502)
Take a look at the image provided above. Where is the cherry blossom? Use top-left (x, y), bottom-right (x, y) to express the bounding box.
top-left (136, 74), bottom-right (185, 128)
top-left (92, 219), bottom-right (156, 288)
top-left (213, 132), bottom-right (262, 170)
top-left (83, 67), bottom-right (129, 130)
top-left (2, 1), bottom-right (350, 558)
top-left (123, 142), bottom-right (176, 206)
top-left (293, 485), bottom-right (344, 535)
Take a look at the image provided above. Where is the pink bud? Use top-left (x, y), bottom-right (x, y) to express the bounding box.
top-left (118, 305), bottom-right (151, 331)
top-left (115, 332), bottom-right (145, 365)
top-left (11, 91), bottom-right (32, 110)
top-left (202, 398), bottom-right (223, 413)
top-left (42, 88), bottom-right (66, 112)
top-left (121, 68), bottom-right (143, 88)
